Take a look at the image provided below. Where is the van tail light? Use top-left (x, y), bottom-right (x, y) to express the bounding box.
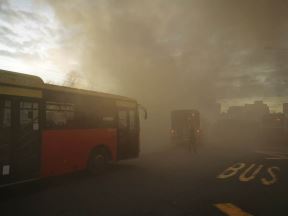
top-left (170, 129), bottom-right (176, 136)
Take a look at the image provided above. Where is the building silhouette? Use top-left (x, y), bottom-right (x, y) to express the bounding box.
top-left (224, 101), bottom-right (270, 122)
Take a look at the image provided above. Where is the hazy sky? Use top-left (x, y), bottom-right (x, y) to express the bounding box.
top-left (1, 0), bottom-right (288, 112)
top-left (0, 0), bottom-right (74, 83)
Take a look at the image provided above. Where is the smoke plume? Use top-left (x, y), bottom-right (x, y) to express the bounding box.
top-left (46, 0), bottom-right (288, 150)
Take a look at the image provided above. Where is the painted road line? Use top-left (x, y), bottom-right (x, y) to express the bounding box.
top-left (214, 203), bottom-right (253, 216)
top-left (256, 151), bottom-right (288, 160)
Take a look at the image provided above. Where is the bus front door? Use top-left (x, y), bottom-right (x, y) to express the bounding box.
top-left (117, 109), bottom-right (139, 160)
top-left (13, 100), bottom-right (41, 181)
top-left (0, 98), bottom-right (12, 185)
top-left (0, 97), bottom-right (41, 185)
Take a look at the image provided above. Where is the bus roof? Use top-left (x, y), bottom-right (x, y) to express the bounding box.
top-left (0, 69), bottom-right (44, 89)
top-left (172, 109), bottom-right (199, 114)
top-left (0, 69), bottom-right (136, 102)
top-left (44, 84), bottom-right (136, 102)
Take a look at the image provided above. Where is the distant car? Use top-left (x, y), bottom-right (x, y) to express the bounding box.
top-left (170, 109), bottom-right (201, 145)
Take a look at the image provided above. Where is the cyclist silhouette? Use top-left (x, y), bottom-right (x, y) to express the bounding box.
top-left (188, 116), bottom-right (197, 153)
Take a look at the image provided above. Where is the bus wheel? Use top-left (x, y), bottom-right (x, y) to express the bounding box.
top-left (87, 148), bottom-right (108, 175)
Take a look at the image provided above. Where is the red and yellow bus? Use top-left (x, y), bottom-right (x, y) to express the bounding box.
top-left (0, 69), bottom-right (146, 187)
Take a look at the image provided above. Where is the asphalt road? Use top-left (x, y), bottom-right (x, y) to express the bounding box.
top-left (1, 144), bottom-right (288, 216)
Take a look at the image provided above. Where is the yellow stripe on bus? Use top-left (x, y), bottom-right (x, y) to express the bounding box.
top-left (214, 203), bottom-right (253, 216)
top-left (0, 85), bottom-right (42, 98)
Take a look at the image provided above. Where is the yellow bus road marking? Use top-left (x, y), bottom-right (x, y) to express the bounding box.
top-left (214, 203), bottom-right (253, 216)
top-left (256, 151), bottom-right (288, 160)
top-left (217, 163), bottom-right (280, 186)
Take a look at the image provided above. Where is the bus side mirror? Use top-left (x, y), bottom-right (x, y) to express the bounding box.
top-left (138, 104), bottom-right (148, 120)
top-left (144, 110), bottom-right (148, 120)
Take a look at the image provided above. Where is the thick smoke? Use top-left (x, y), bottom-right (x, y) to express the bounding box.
top-left (46, 0), bottom-right (288, 151)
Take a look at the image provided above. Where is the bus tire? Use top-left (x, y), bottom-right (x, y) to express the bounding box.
top-left (87, 148), bottom-right (109, 175)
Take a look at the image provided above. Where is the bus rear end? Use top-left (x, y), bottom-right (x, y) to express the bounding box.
top-left (170, 110), bottom-right (200, 144)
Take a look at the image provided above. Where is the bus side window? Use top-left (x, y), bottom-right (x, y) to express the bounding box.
top-left (0, 100), bottom-right (11, 162)
top-left (129, 110), bottom-right (136, 130)
top-left (46, 102), bottom-right (75, 129)
top-left (76, 97), bottom-right (116, 128)
top-left (0, 100), bottom-right (11, 129)
top-left (102, 116), bottom-right (115, 127)
top-left (118, 110), bottom-right (128, 129)
top-left (3, 100), bottom-right (11, 128)
top-left (19, 102), bottom-right (39, 130)
top-left (74, 111), bottom-right (100, 128)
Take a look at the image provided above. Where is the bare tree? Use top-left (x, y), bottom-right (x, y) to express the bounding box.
top-left (64, 70), bottom-right (79, 87)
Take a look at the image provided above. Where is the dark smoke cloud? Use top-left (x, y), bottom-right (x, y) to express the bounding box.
top-left (47, 0), bottom-right (288, 101)
top-left (46, 0), bottom-right (288, 149)
top-left (47, 1), bottom-right (221, 102)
